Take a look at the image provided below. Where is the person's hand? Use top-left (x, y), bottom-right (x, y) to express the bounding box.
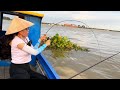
top-left (45, 40), bottom-right (51, 46)
top-left (39, 34), bottom-right (47, 42)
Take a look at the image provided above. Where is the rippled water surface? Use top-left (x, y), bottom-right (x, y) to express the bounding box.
top-left (41, 24), bottom-right (120, 79)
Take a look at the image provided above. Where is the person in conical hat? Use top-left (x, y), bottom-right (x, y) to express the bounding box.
top-left (5, 16), bottom-right (34, 35)
top-left (5, 16), bottom-right (50, 79)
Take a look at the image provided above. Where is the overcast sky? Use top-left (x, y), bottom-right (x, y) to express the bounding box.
top-left (32, 11), bottom-right (120, 31)
top-left (4, 11), bottom-right (120, 31)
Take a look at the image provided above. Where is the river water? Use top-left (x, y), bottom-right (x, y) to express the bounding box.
top-left (2, 20), bottom-right (120, 79)
top-left (41, 24), bottom-right (120, 79)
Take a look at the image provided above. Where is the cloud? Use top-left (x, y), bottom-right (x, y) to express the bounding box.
top-left (34, 11), bottom-right (120, 21)
top-left (71, 11), bottom-right (120, 21)
top-left (71, 11), bottom-right (97, 20)
top-left (32, 11), bottom-right (120, 30)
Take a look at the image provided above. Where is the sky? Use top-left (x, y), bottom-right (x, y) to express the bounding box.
top-left (4, 11), bottom-right (120, 31)
top-left (32, 11), bottom-right (120, 31)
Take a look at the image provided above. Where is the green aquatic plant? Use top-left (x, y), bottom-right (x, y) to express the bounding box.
top-left (50, 49), bottom-right (66, 59)
top-left (47, 33), bottom-right (89, 51)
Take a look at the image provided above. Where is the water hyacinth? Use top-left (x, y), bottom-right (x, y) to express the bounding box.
top-left (47, 33), bottom-right (89, 51)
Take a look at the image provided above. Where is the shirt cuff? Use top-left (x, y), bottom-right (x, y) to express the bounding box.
top-left (42, 44), bottom-right (47, 48)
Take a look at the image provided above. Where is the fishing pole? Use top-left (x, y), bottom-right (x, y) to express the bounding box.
top-left (42, 20), bottom-right (109, 79)
top-left (44, 19), bottom-right (102, 60)
top-left (69, 51), bottom-right (120, 79)
top-left (42, 20), bottom-right (120, 79)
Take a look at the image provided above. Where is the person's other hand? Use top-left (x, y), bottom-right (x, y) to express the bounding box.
top-left (45, 40), bottom-right (51, 46)
top-left (39, 34), bottom-right (47, 41)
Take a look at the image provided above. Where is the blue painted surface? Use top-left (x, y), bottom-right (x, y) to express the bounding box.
top-left (23, 16), bottom-right (60, 79)
top-left (25, 16), bottom-right (41, 66)
top-left (0, 60), bottom-right (10, 67)
top-left (37, 54), bottom-right (60, 79)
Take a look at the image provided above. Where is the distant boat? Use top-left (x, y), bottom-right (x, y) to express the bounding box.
top-left (0, 11), bottom-right (60, 79)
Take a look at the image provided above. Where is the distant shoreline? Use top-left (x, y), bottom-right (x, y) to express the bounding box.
top-left (3, 17), bottom-right (120, 32)
top-left (42, 23), bottom-right (120, 32)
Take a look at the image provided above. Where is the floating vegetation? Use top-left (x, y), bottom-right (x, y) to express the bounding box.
top-left (50, 49), bottom-right (66, 58)
top-left (47, 33), bottom-right (89, 52)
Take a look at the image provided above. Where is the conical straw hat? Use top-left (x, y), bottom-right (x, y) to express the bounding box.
top-left (5, 16), bottom-right (34, 35)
